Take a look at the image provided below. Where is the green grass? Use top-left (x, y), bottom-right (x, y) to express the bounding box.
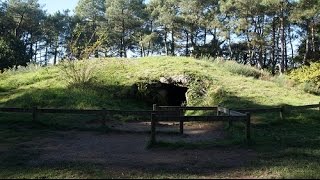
top-left (0, 56), bottom-right (320, 178)
top-left (0, 56), bottom-right (318, 109)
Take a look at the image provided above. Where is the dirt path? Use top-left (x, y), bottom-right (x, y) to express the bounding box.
top-left (109, 121), bottom-right (227, 143)
top-left (21, 128), bottom-right (257, 177)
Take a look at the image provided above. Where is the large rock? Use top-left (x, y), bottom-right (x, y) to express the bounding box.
top-left (159, 75), bottom-right (189, 86)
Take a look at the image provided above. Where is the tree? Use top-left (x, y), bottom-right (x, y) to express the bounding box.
top-left (149, 0), bottom-right (181, 56)
top-left (43, 11), bottom-right (70, 64)
top-left (105, 0), bottom-right (145, 57)
top-left (291, 0), bottom-right (320, 65)
top-left (0, 35), bottom-right (29, 72)
top-left (75, 0), bottom-right (106, 58)
top-left (6, 0), bottom-right (45, 62)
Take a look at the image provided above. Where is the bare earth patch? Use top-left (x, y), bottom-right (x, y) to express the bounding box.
top-left (18, 122), bottom-right (258, 178)
top-left (109, 121), bottom-right (227, 143)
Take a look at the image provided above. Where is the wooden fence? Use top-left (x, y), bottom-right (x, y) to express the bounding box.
top-left (0, 107), bottom-right (158, 125)
top-left (149, 103), bottom-right (320, 145)
top-left (150, 104), bottom-right (250, 145)
top-left (234, 103), bottom-right (320, 120)
top-left (0, 102), bottom-right (319, 145)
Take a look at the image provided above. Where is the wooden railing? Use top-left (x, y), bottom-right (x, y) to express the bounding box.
top-left (150, 104), bottom-right (250, 145)
top-left (0, 102), bottom-right (318, 145)
top-left (149, 103), bottom-right (320, 145)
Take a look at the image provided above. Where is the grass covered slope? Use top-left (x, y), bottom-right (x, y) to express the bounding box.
top-left (0, 56), bottom-right (319, 109)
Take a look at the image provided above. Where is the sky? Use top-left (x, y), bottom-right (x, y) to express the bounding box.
top-left (38, 0), bottom-right (79, 14)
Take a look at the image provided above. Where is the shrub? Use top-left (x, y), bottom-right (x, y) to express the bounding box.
top-left (303, 82), bottom-right (320, 95)
top-left (272, 75), bottom-right (297, 88)
top-left (206, 58), bottom-right (270, 79)
top-left (59, 60), bottom-right (97, 87)
top-left (289, 62), bottom-right (320, 95)
top-left (2, 63), bottom-right (42, 75)
top-left (185, 80), bottom-right (210, 106)
top-left (203, 86), bottom-right (226, 106)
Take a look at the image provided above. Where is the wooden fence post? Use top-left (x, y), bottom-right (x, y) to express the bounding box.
top-left (101, 108), bottom-right (107, 126)
top-left (280, 106), bottom-right (284, 120)
top-left (153, 104), bottom-right (157, 111)
top-left (228, 109), bottom-right (232, 129)
top-left (217, 105), bottom-right (220, 116)
top-left (150, 113), bottom-right (156, 146)
top-left (179, 109), bottom-right (184, 135)
top-left (32, 106), bottom-right (38, 122)
top-left (246, 112), bottom-right (251, 142)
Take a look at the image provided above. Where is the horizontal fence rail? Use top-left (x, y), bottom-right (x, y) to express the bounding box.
top-left (1, 103), bottom-right (317, 115)
top-left (0, 107), bottom-right (33, 113)
top-left (150, 104), bottom-right (250, 145)
top-left (1, 102), bottom-right (318, 147)
top-left (157, 106), bottom-right (218, 111)
top-left (0, 108), bottom-right (176, 115)
top-left (234, 103), bottom-right (320, 113)
top-left (153, 115), bottom-right (247, 122)
top-left (234, 107), bottom-right (283, 113)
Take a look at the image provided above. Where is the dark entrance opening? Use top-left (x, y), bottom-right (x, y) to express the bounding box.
top-left (132, 82), bottom-right (189, 106)
top-left (157, 83), bottom-right (188, 106)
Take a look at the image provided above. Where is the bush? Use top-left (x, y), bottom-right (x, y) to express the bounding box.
top-left (203, 86), bottom-right (226, 106)
top-left (0, 36), bottom-right (29, 72)
top-left (289, 62), bottom-right (320, 95)
top-left (272, 75), bottom-right (296, 88)
top-left (185, 79), bottom-right (210, 106)
top-left (59, 60), bottom-right (97, 87)
top-left (303, 82), bottom-right (320, 95)
top-left (206, 58), bottom-right (270, 79)
top-left (2, 63), bottom-right (42, 75)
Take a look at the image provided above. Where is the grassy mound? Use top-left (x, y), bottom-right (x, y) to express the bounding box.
top-left (0, 56), bottom-right (318, 110)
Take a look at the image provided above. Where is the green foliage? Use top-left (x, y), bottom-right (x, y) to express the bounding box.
top-left (0, 36), bottom-right (29, 71)
top-left (210, 58), bottom-right (270, 79)
top-left (289, 63), bottom-right (320, 95)
top-left (204, 86), bottom-right (227, 106)
top-left (1, 63), bottom-right (42, 75)
top-left (58, 60), bottom-right (97, 87)
top-left (271, 75), bottom-right (296, 88)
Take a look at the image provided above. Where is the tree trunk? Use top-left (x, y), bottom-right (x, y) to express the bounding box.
top-left (54, 47), bottom-right (58, 65)
top-left (124, 46), bottom-right (127, 58)
top-left (303, 20), bottom-right (310, 64)
top-left (147, 20), bottom-right (153, 56)
top-left (34, 41), bottom-right (38, 63)
top-left (53, 39), bottom-right (58, 65)
top-left (185, 30), bottom-right (189, 56)
top-left (140, 36), bottom-right (145, 57)
top-left (45, 46), bottom-right (48, 66)
top-left (280, 6), bottom-right (285, 73)
top-left (164, 27), bottom-right (168, 56)
top-left (276, 26), bottom-right (281, 72)
top-left (171, 29), bottom-right (175, 56)
top-left (14, 14), bottom-right (25, 38)
top-left (228, 30), bottom-right (233, 58)
top-left (271, 18), bottom-right (276, 75)
top-left (311, 18), bottom-right (316, 52)
top-left (120, 9), bottom-right (125, 58)
top-left (288, 23), bottom-right (294, 66)
top-left (204, 28), bottom-right (207, 45)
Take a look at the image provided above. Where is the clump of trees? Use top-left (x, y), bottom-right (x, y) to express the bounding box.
top-left (0, 0), bottom-right (319, 74)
